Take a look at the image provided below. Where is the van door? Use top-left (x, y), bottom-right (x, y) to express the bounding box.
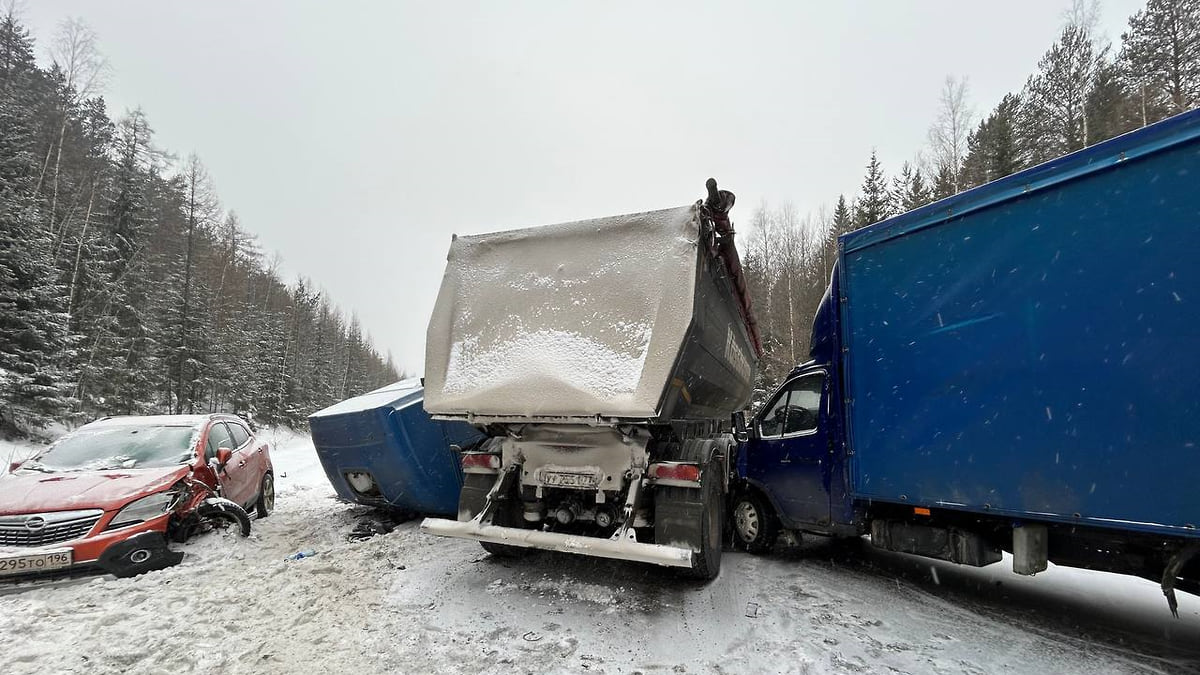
top-left (743, 371), bottom-right (832, 526)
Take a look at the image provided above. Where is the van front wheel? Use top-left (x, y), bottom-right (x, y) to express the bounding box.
top-left (732, 491), bottom-right (778, 554)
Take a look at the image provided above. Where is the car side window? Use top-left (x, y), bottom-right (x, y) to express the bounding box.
top-left (228, 423), bottom-right (250, 448)
top-left (759, 374), bottom-right (824, 439)
top-left (758, 389), bottom-right (791, 439)
top-left (205, 422), bottom-right (235, 461)
top-left (782, 375), bottom-right (823, 435)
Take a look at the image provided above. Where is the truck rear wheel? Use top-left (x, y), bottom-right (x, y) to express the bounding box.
top-left (459, 473), bottom-right (529, 558)
top-left (655, 461), bottom-right (723, 580)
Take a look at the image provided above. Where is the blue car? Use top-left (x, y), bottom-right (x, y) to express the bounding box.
top-left (308, 379), bottom-right (483, 515)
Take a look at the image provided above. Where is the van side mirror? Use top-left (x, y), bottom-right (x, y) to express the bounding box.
top-left (216, 447), bottom-right (233, 469)
top-left (731, 411), bottom-right (750, 443)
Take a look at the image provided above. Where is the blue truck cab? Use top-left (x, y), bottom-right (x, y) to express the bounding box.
top-left (735, 108), bottom-right (1200, 613)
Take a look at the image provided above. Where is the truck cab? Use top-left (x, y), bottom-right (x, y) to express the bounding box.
top-left (734, 275), bottom-right (859, 551)
top-left (742, 364), bottom-right (830, 522)
top-left (735, 360), bottom-right (857, 549)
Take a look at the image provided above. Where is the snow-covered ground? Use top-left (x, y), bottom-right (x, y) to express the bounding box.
top-left (1, 432), bottom-right (1197, 674)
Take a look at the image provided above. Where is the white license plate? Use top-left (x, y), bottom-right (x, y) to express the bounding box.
top-left (542, 472), bottom-right (600, 488)
top-left (0, 550), bottom-right (73, 576)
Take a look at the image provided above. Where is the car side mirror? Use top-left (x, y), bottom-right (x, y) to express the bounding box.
top-left (731, 411), bottom-right (750, 443)
top-left (216, 447), bottom-right (233, 469)
top-left (8, 461), bottom-right (21, 473)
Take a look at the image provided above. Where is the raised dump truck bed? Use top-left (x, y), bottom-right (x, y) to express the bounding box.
top-left (423, 202), bottom-right (757, 424)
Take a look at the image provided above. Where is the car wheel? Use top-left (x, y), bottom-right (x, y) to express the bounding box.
top-left (732, 491), bottom-right (779, 554)
top-left (196, 497), bottom-right (252, 537)
top-left (255, 473), bottom-right (275, 519)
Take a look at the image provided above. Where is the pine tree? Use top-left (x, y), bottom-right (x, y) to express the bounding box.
top-left (1120, 0), bottom-right (1200, 120)
top-left (853, 151), bottom-right (892, 229)
top-left (1019, 25), bottom-right (1107, 165)
top-left (830, 195), bottom-right (852, 236)
top-left (892, 162), bottom-right (932, 213)
top-left (1086, 60), bottom-right (1140, 144)
top-left (961, 94), bottom-right (1023, 188)
top-left (0, 13), bottom-right (72, 429)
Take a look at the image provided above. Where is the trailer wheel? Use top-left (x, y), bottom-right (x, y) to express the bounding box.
top-left (732, 491), bottom-right (778, 554)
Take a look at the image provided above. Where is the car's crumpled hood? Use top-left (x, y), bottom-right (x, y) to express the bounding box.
top-left (0, 465), bottom-right (191, 514)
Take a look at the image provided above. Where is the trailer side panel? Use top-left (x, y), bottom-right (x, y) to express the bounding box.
top-left (840, 127), bottom-right (1200, 537)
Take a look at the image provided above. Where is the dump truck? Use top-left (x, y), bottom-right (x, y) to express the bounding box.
top-left (420, 180), bottom-right (760, 578)
top-left (732, 108), bottom-right (1200, 614)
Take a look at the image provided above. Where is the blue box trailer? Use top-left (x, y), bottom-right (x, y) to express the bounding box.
top-left (308, 379), bottom-right (484, 515)
top-left (734, 108), bottom-right (1200, 614)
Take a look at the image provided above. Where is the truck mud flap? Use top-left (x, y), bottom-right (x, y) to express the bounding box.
top-left (420, 517), bottom-right (694, 569)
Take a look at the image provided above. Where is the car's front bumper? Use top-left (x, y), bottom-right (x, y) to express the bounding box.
top-left (0, 513), bottom-right (181, 580)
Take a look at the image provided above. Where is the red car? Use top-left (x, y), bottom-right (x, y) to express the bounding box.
top-left (0, 414), bottom-right (274, 578)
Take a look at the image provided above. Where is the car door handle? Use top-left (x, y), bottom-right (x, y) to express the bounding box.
top-left (237, 460), bottom-right (247, 467)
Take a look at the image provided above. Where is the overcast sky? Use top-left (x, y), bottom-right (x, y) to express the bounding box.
top-left (24, 1), bottom-right (1145, 374)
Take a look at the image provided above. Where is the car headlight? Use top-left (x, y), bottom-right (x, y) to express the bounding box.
top-left (107, 484), bottom-right (187, 530)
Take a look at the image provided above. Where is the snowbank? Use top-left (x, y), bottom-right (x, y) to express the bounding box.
top-left (258, 426), bottom-right (333, 496)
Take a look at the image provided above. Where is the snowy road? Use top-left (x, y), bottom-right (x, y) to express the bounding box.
top-left (1, 433), bottom-right (1198, 674)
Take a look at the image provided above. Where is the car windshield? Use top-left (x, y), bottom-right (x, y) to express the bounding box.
top-left (25, 425), bottom-right (199, 472)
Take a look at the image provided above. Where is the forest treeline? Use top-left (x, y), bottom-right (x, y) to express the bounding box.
top-left (0, 13), bottom-right (400, 434)
top-left (742, 0), bottom-right (1200, 402)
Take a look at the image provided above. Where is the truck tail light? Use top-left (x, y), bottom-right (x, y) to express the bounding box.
top-left (649, 462), bottom-right (702, 485)
top-left (461, 453), bottom-right (501, 473)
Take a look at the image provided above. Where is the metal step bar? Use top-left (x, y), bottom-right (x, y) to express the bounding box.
top-left (420, 517), bottom-right (694, 569)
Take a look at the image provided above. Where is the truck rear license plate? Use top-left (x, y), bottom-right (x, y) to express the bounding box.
top-left (0, 550), bottom-right (73, 576)
top-left (542, 472), bottom-right (600, 488)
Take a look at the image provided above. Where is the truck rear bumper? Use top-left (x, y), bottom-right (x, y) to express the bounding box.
top-left (420, 517), bottom-right (694, 569)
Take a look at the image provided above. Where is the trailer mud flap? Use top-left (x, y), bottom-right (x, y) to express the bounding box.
top-left (420, 517), bottom-right (694, 569)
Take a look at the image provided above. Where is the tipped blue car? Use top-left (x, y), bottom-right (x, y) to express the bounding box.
top-left (308, 379), bottom-right (484, 515)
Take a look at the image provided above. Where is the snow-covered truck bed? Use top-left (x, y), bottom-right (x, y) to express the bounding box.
top-left (423, 203), bottom-right (757, 423)
top-left (422, 181), bottom-right (759, 577)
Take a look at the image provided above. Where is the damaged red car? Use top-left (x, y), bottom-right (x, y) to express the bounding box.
top-left (0, 414), bottom-right (274, 579)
